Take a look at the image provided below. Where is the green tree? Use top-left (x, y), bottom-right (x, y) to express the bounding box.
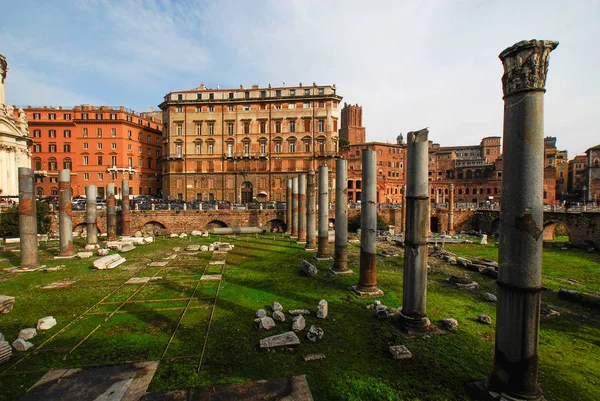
top-left (348, 212), bottom-right (389, 232)
top-left (0, 202), bottom-right (52, 237)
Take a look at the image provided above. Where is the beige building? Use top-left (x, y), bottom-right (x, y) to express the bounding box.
top-left (158, 83), bottom-right (342, 202)
top-left (0, 54), bottom-right (32, 198)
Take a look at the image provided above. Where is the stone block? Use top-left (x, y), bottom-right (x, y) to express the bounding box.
top-left (93, 254), bottom-right (126, 270)
top-left (12, 338), bottom-right (33, 352)
top-left (97, 248), bottom-right (110, 256)
top-left (307, 325), bottom-right (324, 343)
top-left (317, 300), bottom-right (328, 319)
top-left (19, 328), bottom-right (37, 340)
top-left (301, 260), bottom-right (317, 277)
top-left (77, 252), bottom-right (94, 259)
top-left (120, 245), bottom-right (136, 253)
top-left (255, 317), bottom-right (276, 331)
top-left (389, 345), bottom-right (412, 360)
top-left (292, 315), bottom-right (306, 332)
top-left (259, 331), bottom-right (300, 349)
top-left (37, 316), bottom-right (57, 331)
top-left (0, 295), bottom-right (15, 314)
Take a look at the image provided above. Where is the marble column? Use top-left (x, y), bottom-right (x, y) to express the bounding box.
top-left (286, 178), bottom-right (293, 234)
top-left (297, 174), bottom-right (307, 243)
top-left (291, 176), bottom-right (299, 238)
top-left (448, 183), bottom-right (455, 234)
top-left (18, 168), bottom-right (39, 269)
top-left (106, 183), bottom-right (117, 241)
top-left (332, 159), bottom-right (351, 274)
top-left (58, 169), bottom-right (75, 257)
top-left (399, 129), bottom-right (431, 330)
top-left (483, 39), bottom-right (558, 401)
top-left (400, 184), bottom-right (406, 233)
top-left (305, 170), bottom-right (317, 250)
top-left (316, 165), bottom-right (330, 259)
top-left (86, 185), bottom-right (98, 246)
top-left (122, 180), bottom-right (131, 236)
top-left (352, 149), bottom-right (383, 296)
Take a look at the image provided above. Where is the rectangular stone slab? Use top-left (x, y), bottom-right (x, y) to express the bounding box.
top-left (259, 331), bottom-right (300, 349)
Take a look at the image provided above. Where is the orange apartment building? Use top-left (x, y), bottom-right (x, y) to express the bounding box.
top-left (159, 83), bottom-right (342, 202)
top-left (27, 105), bottom-right (162, 198)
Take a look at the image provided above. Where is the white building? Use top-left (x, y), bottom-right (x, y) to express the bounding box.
top-left (0, 54), bottom-right (32, 197)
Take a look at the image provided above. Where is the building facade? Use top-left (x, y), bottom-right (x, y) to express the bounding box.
top-left (159, 83), bottom-right (341, 202)
top-left (0, 54), bottom-right (32, 198)
top-left (544, 136), bottom-right (568, 197)
top-left (27, 105), bottom-right (162, 198)
top-left (585, 145), bottom-right (600, 203)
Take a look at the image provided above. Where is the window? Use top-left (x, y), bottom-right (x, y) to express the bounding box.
top-left (196, 106), bottom-right (202, 112)
top-left (304, 102), bottom-right (310, 109)
top-left (138, 132), bottom-right (142, 140)
top-left (49, 143), bottom-right (57, 152)
top-left (318, 141), bottom-right (325, 152)
top-left (289, 120), bottom-right (296, 133)
top-left (33, 130), bottom-right (41, 138)
top-left (84, 173), bottom-right (89, 180)
top-left (304, 89), bottom-right (310, 96)
top-left (148, 158), bottom-right (152, 168)
top-left (63, 158), bottom-right (72, 169)
top-left (64, 130), bottom-right (71, 138)
top-left (82, 113), bottom-right (88, 119)
top-left (208, 122), bottom-right (214, 135)
top-left (260, 141), bottom-right (267, 154)
top-left (50, 177), bottom-right (58, 183)
top-left (244, 105), bottom-right (250, 111)
top-left (110, 113), bottom-right (117, 120)
top-left (97, 128), bottom-right (102, 138)
top-left (276, 90), bottom-right (281, 97)
top-left (64, 144), bottom-right (71, 152)
top-left (156, 150), bottom-right (160, 157)
top-left (34, 158), bottom-right (42, 170)
top-left (48, 158), bottom-right (57, 170)
top-left (197, 93), bottom-right (202, 100)
top-left (289, 141), bottom-right (296, 153)
top-left (127, 115), bottom-right (132, 122)
top-left (228, 122), bottom-right (234, 135)
top-left (289, 103), bottom-right (295, 109)
top-left (127, 144), bottom-right (132, 151)
top-left (177, 94), bottom-right (183, 100)
top-left (304, 141), bottom-right (311, 152)
top-left (319, 88), bottom-right (324, 95)
top-left (275, 141), bottom-right (282, 153)
top-left (64, 113), bottom-right (71, 120)
top-left (228, 105), bottom-right (234, 111)
top-left (208, 143), bottom-right (214, 154)
top-left (128, 130), bottom-right (132, 139)
top-left (128, 157), bottom-right (133, 167)
top-left (111, 172), bottom-right (117, 180)
top-left (244, 122), bottom-right (250, 134)
top-left (197, 124), bottom-right (202, 135)
top-left (245, 91), bottom-right (250, 99)
top-left (196, 143), bottom-right (202, 154)
top-left (110, 142), bottom-right (116, 150)
top-left (176, 144), bottom-right (183, 157)
top-left (96, 113), bottom-right (102, 119)
top-left (33, 143), bottom-right (41, 152)
top-left (176, 106), bottom-right (183, 113)
top-left (209, 93), bottom-right (214, 100)
top-left (244, 142), bottom-right (250, 154)
top-left (228, 92), bottom-right (234, 99)
top-left (49, 130), bottom-right (56, 138)
top-left (260, 90), bottom-right (266, 98)
top-left (83, 142), bottom-right (88, 149)
top-left (275, 121), bottom-right (281, 133)
top-left (83, 156), bottom-right (89, 165)
top-left (111, 128), bottom-right (116, 137)
top-left (275, 104), bottom-right (281, 110)
top-left (208, 105), bottom-right (214, 112)
top-left (98, 173), bottom-right (103, 180)
top-left (318, 119), bottom-right (325, 132)
top-left (33, 113), bottom-right (41, 120)
top-left (49, 113), bottom-right (56, 120)
top-left (138, 158), bottom-right (143, 168)
top-left (97, 156), bottom-right (103, 165)
top-left (176, 124), bottom-right (182, 136)
top-left (97, 142), bottom-right (103, 149)
top-left (290, 89), bottom-right (295, 96)
top-left (111, 156), bottom-right (117, 166)
top-left (227, 143), bottom-right (234, 156)
top-left (319, 101), bottom-right (324, 108)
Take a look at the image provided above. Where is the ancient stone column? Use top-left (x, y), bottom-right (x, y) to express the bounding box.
top-left (400, 184), bottom-right (406, 233)
top-left (332, 159), bottom-right (351, 273)
top-left (122, 180), bottom-right (131, 236)
top-left (448, 183), bottom-right (455, 234)
top-left (286, 178), bottom-right (293, 234)
top-left (58, 169), bottom-right (75, 257)
top-left (352, 149), bottom-right (382, 296)
top-left (291, 176), bottom-right (299, 238)
top-left (483, 39), bottom-right (558, 401)
top-left (316, 165), bottom-right (330, 259)
top-left (106, 183), bottom-right (117, 241)
top-left (399, 128), bottom-right (430, 330)
top-left (18, 168), bottom-right (39, 269)
top-left (297, 174), bottom-right (307, 243)
top-left (305, 170), bottom-right (317, 250)
top-left (86, 185), bottom-right (98, 246)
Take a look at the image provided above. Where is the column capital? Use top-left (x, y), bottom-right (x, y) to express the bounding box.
top-left (499, 39), bottom-right (558, 97)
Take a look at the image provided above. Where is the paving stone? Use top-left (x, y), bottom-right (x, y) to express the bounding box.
top-left (259, 331), bottom-right (300, 349)
top-left (209, 260), bottom-right (225, 265)
top-left (148, 261), bottom-right (168, 267)
top-left (389, 345), bottom-right (412, 360)
top-left (185, 245), bottom-right (201, 251)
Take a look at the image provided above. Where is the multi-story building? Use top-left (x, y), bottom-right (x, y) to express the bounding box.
top-left (567, 155), bottom-right (588, 198)
top-left (159, 83), bottom-right (342, 202)
top-left (27, 105), bottom-right (163, 198)
top-left (584, 144), bottom-right (600, 203)
top-left (544, 136), bottom-right (568, 197)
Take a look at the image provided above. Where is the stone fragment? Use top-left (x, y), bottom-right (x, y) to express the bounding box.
top-left (456, 257), bottom-right (471, 267)
top-left (106, 241), bottom-right (124, 250)
top-left (480, 234), bottom-right (488, 245)
top-left (191, 230), bottom-right (202, 236)
top-left (12, 338), bottom-right (33, 352)
top-left (0, 341), bottom-right (11, 364)
top-left (37, 316), bottom-right (57, 331)
top-left (93, 254), bottom-right (126, 270)
top-left (441, 318), bottom-right (458, 332)
top-left (288, 309), bottom-right (310, 316)
top-left (18, 328), bottom-right (37, 340)
top-left (292, 315), bottom-right (306, 332)
top-left (148, 261), bottom-right (168, 267)
top-left (376, 310), bottom-right (390, 320)
top-left (303, 353), bottom-right (326, 362)
top-left (306, 325), bottom-right (324, 343)
top-left (478, 315), bottom-right (492, 324)
top-left (256, 309), bottom-right (267, 318)
top-left (483, 293), bottom-right (498, 302)
top-left (300, 260), bottom-right (317, 277)
top-left (77, 252), bottom-right (94, 259)
top-left (42, 280), bottom-right (76, 289)
top-left (259, 331), bottom-right (300, 349)
top-left (272, 302), bottom-right (283, 312)
top-left (134, 231), bottom-right (143, 237)
top-left (97, 248), bottom-right (110, 256)
top-left (0, 295), bottom-right (16, 314)
top-left (179, 233), bottom-right (187, 239)
top-left (170, 234), bottom-right (179, 238)
top-left (389, 345), bottom-right (412, 360)
top-left (375, 304), bottom-right (387, 312)
top-left (272, 311), bottom-right (286, 322)
top-left (185, 245), bottom-right (201, 251)
top-left (317, 300), bottom-right (328, 319)
top-left (448, 276), bottom-right (479, 289)
top-left (255, 317), bottom-right (276, 331)
top-left (143, 237), bottom-right (154, 244)
top-left (481, 267), bottom-right (498, 279)
top-left (200, 274), bottom-right (222, 281)
top-left (200, 245), bottom-right (209, 252)
top-left (120, 244), bottom-right (136, 253)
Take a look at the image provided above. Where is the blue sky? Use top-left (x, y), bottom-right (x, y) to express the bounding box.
top-left (2, 0), bottom-right (599, 157)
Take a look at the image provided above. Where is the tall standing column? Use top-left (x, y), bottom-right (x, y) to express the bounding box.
top-left (448, 183), bottom-right (455, 234)
top-left (297, 174), bottom-right (307, 243)
top-left (352, 150), bottom-right (383, 296)
top-left (291, 177), bottom-right (299, 238)
top-left (286, 178), bottom-right (293, 234)
top-left (400, 184), bottom-right (406, 233)
top-left (58, 169), bottom-right (75, 257)
top-left (106, 183), bottom-right (117, 241)
top-left (482, 40), bottom-right (558, 401)
top-left (332, 159), bottom-right (351, 273)
top-left (122, 180), bottom-right (131, 236)
top-left (399, 129), bottom-right (431, 330)
top-left (305, 170), bottom-right (317, 250)
top-left (316, 165), bottom-right (330, 259)
top-left (18, 168), bottom-right (39, 269)
top-left (86, 185), bottom-right (98, 247)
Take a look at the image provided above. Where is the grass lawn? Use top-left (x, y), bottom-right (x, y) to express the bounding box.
top-left (0, 234), bottom-right (599, 400)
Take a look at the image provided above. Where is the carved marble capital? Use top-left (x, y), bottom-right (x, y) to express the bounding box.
top-left (499, 40), bottom-right (559, 97)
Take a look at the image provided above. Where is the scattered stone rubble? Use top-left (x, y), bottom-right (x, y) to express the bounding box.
top-left (18, 328), bottom-right (37, 340)
top-left (12, 337), bottom-right (33, 352)
top-left (0, 340), bottom-right (11, 364)
top-left (303, 353), bottom-right (325, 362)
top-left (306, 325), bottom-right (324, 343)
top-left (259, 332), bottom-right (300, 349)
top-left (255, 317), bottom-right (276, 331)
top-left (440, 318), bottom-right (458, 332)
top-left (447, 275), bottom-right (479, 290)
top-left (317, 300), bottom-right (328, 319)
top-left (93, 254), bottom-right (126, 270)
top-left (288, 309), bottom-right (310, 316)
top-left (483, 293), bottom-right (498, 302)
top-left (272, 311), bottom-right (286, 322)
top-left (37, 316), bottom-right (57, 331)
top-left (292, 315), bottom-right (306, 332)
top-left (0, 295), bottom-right (15, 314)
top-left (478, 315), bottom-right (492, 325)
top-left (272, 302), bottom-right (283, 312)
top-left (300, 260), bottom-right (317, 277)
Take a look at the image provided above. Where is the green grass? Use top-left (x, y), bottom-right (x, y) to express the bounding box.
top-left (0, 235), bottom-right (599, 400)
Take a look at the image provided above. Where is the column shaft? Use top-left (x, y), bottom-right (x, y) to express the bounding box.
top-left (106, 183), bottom-right (117, 241)
top-left (291, 177), bottom-right (299, 237)
top-left (400, 184), bottom-right (406, 233)
top-left (58, 169), bottom-right (74, 256)
top-left (333, 159), bottom-right (349, 271)
top-left (18, 168), bottom-right (39, 269)
top-left (448, 184), bottom-right (455, 234)
top-left (297, 174), bottom-right (307, 243)
top-left (286, 178), bottom-right (293, 234)
top-left (86, 185), bottom-right (98, 245)
top-left (317, 165), bottom-right (329, 258)
top-left (122, 180), bottom-right (131, 236)
top-left (306, 170), bottom-right (317, 250)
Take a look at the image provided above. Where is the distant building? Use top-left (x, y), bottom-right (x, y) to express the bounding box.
top-left (585, 144), bottom-right (600, 203)
top-left (0, 54), bottom-right (32, 198)
top-left (27, 105), bottom-right (163, 198)
top-left (567, 155), bottom-right (588, 198)
top-left (158, 83), bottom-right (342, 202)
top-left (544, 136), bottom-right (568, 198)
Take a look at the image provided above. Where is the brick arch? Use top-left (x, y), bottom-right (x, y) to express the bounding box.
top-left (543, 221), bottom-right (570, 242)
top-left (207, 220), bottom-right (228, 229)
top-left (142, 220), bottom-right (167, 235)
top-left (73, 222), bottom-right (103, 235)
top-left (266, 219), bottom-right (286, 232)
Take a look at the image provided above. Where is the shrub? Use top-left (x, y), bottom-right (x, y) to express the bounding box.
top-left (0, 202), bottom-right (52, 237)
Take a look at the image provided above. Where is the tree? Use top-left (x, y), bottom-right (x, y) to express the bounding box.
top-left (0, 202), bottom-right (52, 238)
top-left (348, 212), bottom-right (389, 233)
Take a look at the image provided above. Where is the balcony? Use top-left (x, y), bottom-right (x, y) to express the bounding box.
top-left (107, 166), bottom-right (138, 174)
top-left (34, 170), bottom-right (48, 176)
top-left (161, 153), bottom-right (184, 161)
top-left (315, 151), bottom-right (338, 159)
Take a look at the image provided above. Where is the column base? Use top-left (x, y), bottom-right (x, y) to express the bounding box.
top-left (54, 254), bottom-right (77, 260)
top-left (85, 244), bottom-right (99, 250)
top-left (329, 268), bottom-right (354, 275)
top-left (296, 241), bottom-right (307, 245)
top-left (350, 285), bottom-right (384, 298)
top-left (304, 248), bottom-right (317, 252)
top-left (397, 310), bottom-right (431, 332)
top-left (465, 380), bottom-right (545, 401)
top-left (15, 265), bottom-right (41, 272)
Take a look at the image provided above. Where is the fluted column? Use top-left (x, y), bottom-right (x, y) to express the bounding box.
top-left (291, 176), bottom-right (299, 238)
top-left (86, 185), bottom-right (98, 246)
top-left (297, 174), bottom-right (307, 243)
top-left (18, 168), bottom-right (39, 269)
top-left (316, 165), bottom-right (330, 259)
top-left (58, 169), bottom-right (75, 257)
top-left (305, 170), bottom-right (317, 250)
top-left (106, 183), bottom-right (117, 241)
top-left (122, 180), bottom-right (131, 236)
top-left (286, 178), bottom-right (293, 234)
top-left (332, 159), bottom-right (351, 274)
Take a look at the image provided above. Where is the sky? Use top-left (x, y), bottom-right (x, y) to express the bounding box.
top-left (1, 0), bottom-right (599, 157)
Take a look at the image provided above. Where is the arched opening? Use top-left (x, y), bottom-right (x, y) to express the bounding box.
top-left (36, 187), bottom-right (44, 197)
top-left (143, 221), bottom-right (167, 235)
top-left (490, 218), bottom-right (500, 235)
top-left (266, 219), bottom-right (286, 233)
top-left (430, 216), bottom-right (439, 233)
top-left (73, 223), bottom-right (102, 237)
top-left (466, 170), bottom-right (473, 179)
top-left (207, 220), bottom-right (228, 229)
top-left (241, 181), bottom-right (253, 204)
top-left (51, 187), bottom-right (59, 196)
top-left (543, 222), bottom-right (569, 242)
top-left (474, 169), bottom-right (482, 178)
top-left (329, 218), bottom-right (335, 229)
